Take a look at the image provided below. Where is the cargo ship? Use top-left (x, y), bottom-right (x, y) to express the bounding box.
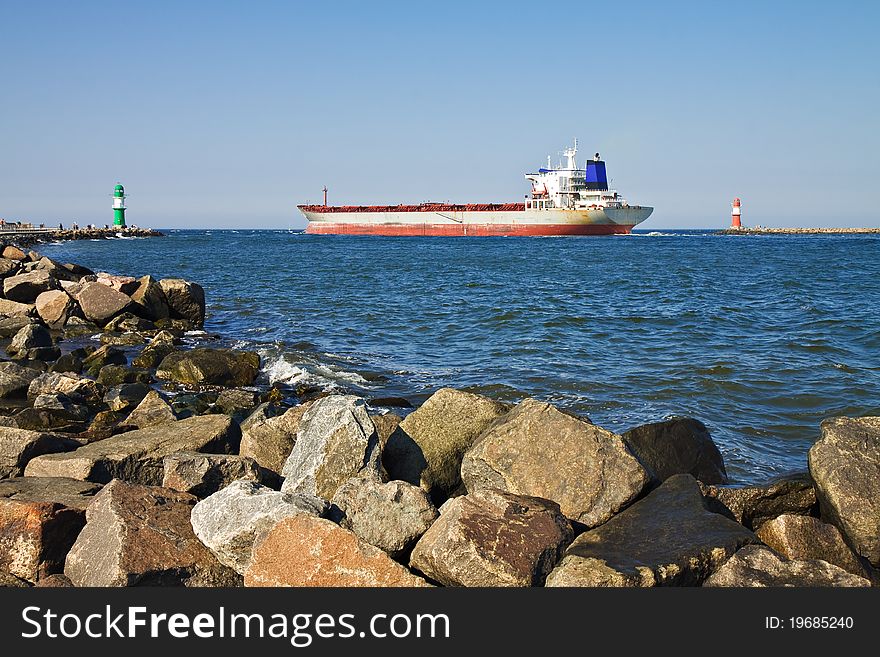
top-left (298, 141), bottom-right (653, 236)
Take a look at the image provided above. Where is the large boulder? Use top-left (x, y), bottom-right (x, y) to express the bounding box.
top-left (3, 270), bottom-right (57, 303)
top-left (82, 345), bottom-right (127, 375)
top-left (0, 257), bottom-right (19, 277)
top-left (64, 479), bottom-right (240, 587)
top-left (699, 472), bottom-right (818, 530)
top-left (244, 514), bottom-right (430, 587)
top-left (76, 281), bottom-right (133, 325)
top-left (808, 416), bottom-right (880, 566)
top-left (24, 415), bottom-right (241, 485)
top-left (95, 273), bottom-right (138, 295)
top-left (191, 480), bottom-right (327, 574)
top-left (162, 452), bottom-right (270, 497)
top-left (239, 405), bottom-right (308, 473)
top-left (1, 246), bottom-right (27, 261)
top-left (383, 388), bottom-right (510, 503)
top-left (0, 427), bottom-right (79, 478)
top-left (103, 383), bottom-right (151, 412)
top-left (0, 316), bottom-right (34, 337)
top-left (214, 388), bottom-right (257, 417)
top-left (755, 514), bottom-right (873, 580)
top-left (622, 417), bottom-right (728, 484)
top-left (132, 341), bottom-right (176, 369)
top-left (0, 361), bottom-right (41, 398)
top-left (125, 390), bottom-right (178, 428)
top-left (545, 475), bottom-right (756, 587)
top-left (159, 278), bottom-right (205, 326)
top-left (156, 348), bottom-right (261, 387)
top-left (704, 545), bottom-right (871, 587)
top-left (27, 371), bottom-right (103, 403)
top-left (129, 275), bottom-right (170, 321)
top-left (6, 323), bottom-right (53, 356)
top-left (410, 488), bottom-right (572, 587)
top-left (461, 399), bottom-right (649, 527)
top-left (0, 477), bottom-right (102, 582)
top-left (34, 290), bottom-right (76, 329)
top-left (0, 298), bottom-right (33, 317)
top-left (280, 395), bottom-right (380, 500)
top-left (331, 475), bottom-right (438, 557)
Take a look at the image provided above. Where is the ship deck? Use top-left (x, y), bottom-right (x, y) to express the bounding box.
top-left (297, 203), bottom-right (527, 213)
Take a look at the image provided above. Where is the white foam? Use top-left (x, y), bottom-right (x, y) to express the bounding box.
top-left (264, 356), bottom-right (310, 385)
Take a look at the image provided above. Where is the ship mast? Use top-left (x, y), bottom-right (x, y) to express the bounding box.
top-left (563, 138), bottom-right (578, 170)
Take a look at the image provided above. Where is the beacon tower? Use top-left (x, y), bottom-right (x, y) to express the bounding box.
top-left (113, 184), bottom-right (127, 227)
top-left (731, 197), bottom-right (742, 229)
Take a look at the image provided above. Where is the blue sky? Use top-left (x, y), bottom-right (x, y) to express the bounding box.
top-left (1, 0), bottom-right (877, 229)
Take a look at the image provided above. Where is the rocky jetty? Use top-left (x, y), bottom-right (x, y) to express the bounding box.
top-left (0, 241), bottom-right (878, 588)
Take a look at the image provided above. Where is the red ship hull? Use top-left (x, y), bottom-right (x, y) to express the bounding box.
top-left (304, 223), bottom-right (633, 236)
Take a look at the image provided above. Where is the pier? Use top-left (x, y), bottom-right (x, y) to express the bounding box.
top-left (0, 223), bottom-right (163, 247)
top-left (719, 227), bottom-right (880, 236)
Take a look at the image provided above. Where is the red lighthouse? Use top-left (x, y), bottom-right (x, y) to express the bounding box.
top-left (731, 198), bottom-right (742, 228)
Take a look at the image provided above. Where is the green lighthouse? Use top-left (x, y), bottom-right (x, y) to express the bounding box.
top-left (112, 183), bottom-right (127, 227)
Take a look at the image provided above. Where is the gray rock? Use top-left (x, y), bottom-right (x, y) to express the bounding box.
top-left (103, 312), bottom-right (155, 333)
top-left (156, 348), bottom-right (261, 387)
top-left (0, 477), bottom-right (102, 582)
top-left (32, 393), bottom-right (90, 421)
top-left (331, 474), bottom-right (438, 557)
top-left (808, 416), bottom-right (880, 566)
top-left (159, 278), bottom-right (205, 326)
top-left (64, 479), bottom-right (240, 587)
top-left (383, 388), bottom-right (511, 503)
top-left (215, 388), bottom-right (258, 416)
top-left (49, 352), bottom-right (84, 375)
top-left (3, 270), bottom-right (57, 303)
top-left (462, 398), bottom-right (649, 527)
top-left (82, 344), bottom-right (127, 375)
top-left (7, 323), bottom-right (53, 356)
top-left (410, 488), bottom-right (572, 587)
top-left (622, 417), bottom-right (728, 484)
top-left (129, 275), bottom-right (170, 321)
top-left (699, 472), bottom-right (818, 530)
top-left (99, 332), bottom-right (146, 347)
top-left (24, 414), bottom-right (241, 485)
top-left (125, 390), bottom-right (178, 428)
top-left (704, 545), bottom-right (871, 587)
top-left (27, 372), bottom-right (103, 403)
top-left (280, 395), bottom-right (380, 499)
top-left (162, 451), bottom-right (270, 497)
top-left (103, 383), bottom-right (151, 412)
top-left (545, 474), bottom-right (756, 587)
top-left (76, 281), bottom-right (133, 325)
top-left (0, 427), bottom-right (80, 478)
top-left (0, 361), bottom-right (41, 398)
top-left (96, 365), bottom-right (151, 387)
top-left (131, 341), bottom-right (176, 369)
top-left (0, 316), bottom-right (34, 337)
top-left (34, 290), bottom-right (76, 329)
top-left (756, 514), bottom-right (874, 580)
top-left (239, 404), bottom-right (307, 474)
top-left (191, 480), bottom-right (327, 574)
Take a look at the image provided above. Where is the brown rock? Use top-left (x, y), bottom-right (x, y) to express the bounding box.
top-left (239, 405), bottom-right (307, 473)
top-left (34, 290), bottom-right (76, 329)
top-left (622, 417), bottom-right (728, 484)
top-left (95, 274), bottom-right (138, 296)
top-left (35, 574), bottom-right (74, 587)
top-left (0, 299), bottom-right (33, 317)
top-left (371, 412), bottom-right (402, 449)
top-left (159, 278), bottom-right (205, 326)
top-left (461, 399), bottom-right (649, 527)
top-left (76, 281), bottom-right (133, 325)
top-left (162, 452), bottom-right (269, 497)
top-left (129, 275), bottom-right (170, 321)
top-left (245, 514), bottom-right (430, 587)
top-left (410, 488), bottom-right (572, 586)
top-left (0, 477), bottom-right (101, 582)
top-left (125, 390), bottom-right (178, 428)
top-left (24, 414), bottom-right (241, 485)
top-left (0, 427), bottom-right (79, 478)
top-left (699, 472), bottom-right (818, 530)
top-left (1, 246), bottom-right (27, 261)
top-left (156, 348), bottom-right (261, 387)
top-left (0, 361), bottom-right (41, 398)
top-left (64, 479), bottom-right (240, 586)
top-left (546, 475), bottom-right (756, 587)
top-left (3, 270), bottom-right (57, 303)
top-left (704, 545), bottom-right (871, 587)
top-left (808, 416), bottom-right (880, 566)
top-left (332, 475), bottom-right (438, 557)
top-left (383, 388), bottom-right (511, 503)
top-left (756, 514), bottom-right (873, 580)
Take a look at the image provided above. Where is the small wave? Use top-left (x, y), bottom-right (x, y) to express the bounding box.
top-left (264, 357), bottom-right (311, 385)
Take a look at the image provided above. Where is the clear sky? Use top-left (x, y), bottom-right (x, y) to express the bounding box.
top-left (1, 0), bottom-right (877, 229)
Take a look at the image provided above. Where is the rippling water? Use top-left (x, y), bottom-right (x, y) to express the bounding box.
top-left (39, 229), bottom-right (880, 483)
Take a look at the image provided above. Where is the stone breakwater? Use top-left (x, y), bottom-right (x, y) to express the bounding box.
top-left (719, 227), bottom-right (880, 235)
top-left (1, 227), bottom-right (163, 248)
top-left (0, 243), bottom-right (878, 588)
